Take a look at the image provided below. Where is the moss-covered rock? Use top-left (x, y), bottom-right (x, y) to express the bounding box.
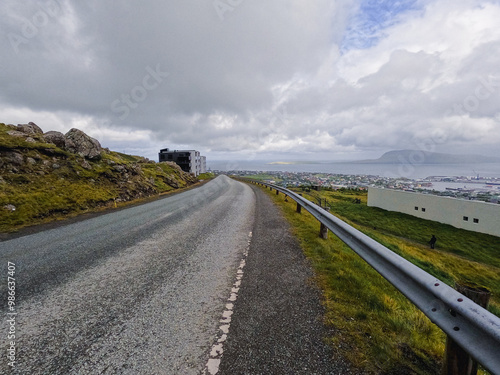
top-left (0, 122), bottom-right (198, 232)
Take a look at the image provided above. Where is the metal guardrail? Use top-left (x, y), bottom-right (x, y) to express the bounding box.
top-left (246, 179), bottom-right (500, 375)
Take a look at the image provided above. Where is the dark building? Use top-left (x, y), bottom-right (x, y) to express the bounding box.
top-left (159, 148), bottom-right (206, 176)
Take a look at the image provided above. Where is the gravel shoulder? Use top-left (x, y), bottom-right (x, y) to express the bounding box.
top-left (217, 183), bottom-right (355, 375)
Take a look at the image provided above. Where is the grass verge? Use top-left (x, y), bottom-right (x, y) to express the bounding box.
top-left (0, 122), bottom-right (200, 233)
top-left (256, 183), bottom-right (499, 374)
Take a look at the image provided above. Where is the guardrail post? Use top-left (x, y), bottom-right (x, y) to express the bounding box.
top-left (319, 207), bottom-right (330, 239)
top-left (296, 194), bottom-right (303, 213)
top-left (443, 283), bottom-right (491, 375)
top-left (276, 190), bottom-right (279, 195)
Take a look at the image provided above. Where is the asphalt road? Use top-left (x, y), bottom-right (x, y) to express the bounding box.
top-left (216, 183), bottom-right (354, 375)
top-left (0, 176), bottom-right (255, 374)
top-left (1, 176), bottom-right (353, 374)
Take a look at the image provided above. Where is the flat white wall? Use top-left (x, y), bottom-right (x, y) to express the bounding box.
top-left (367, 187), bottom-right (500, 237)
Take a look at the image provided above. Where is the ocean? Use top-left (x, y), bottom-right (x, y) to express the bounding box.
top-left (207, 160), bottom-right (500, 180)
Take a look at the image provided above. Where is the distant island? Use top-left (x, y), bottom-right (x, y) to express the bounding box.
top-left (268, 161), bottom-right (320, 165)
top-left (348, 150), bottom-right (500, 164)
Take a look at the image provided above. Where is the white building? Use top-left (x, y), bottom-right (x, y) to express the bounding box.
top-left (200, 156), bottom-right (207, 174)
top-left (367, 187), bottom-right (500, 237)
top-left (158, 148), bottom-right (206, 176)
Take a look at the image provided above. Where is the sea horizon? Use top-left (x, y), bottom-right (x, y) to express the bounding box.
top-left (207, 160), bottom-right (500, 180)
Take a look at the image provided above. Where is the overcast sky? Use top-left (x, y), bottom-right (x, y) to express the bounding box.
top-left (1, 0), bottom-right (500, 162)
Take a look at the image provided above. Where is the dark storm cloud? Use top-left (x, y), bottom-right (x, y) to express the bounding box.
top-left (1, 0), bottom-right (499, 160)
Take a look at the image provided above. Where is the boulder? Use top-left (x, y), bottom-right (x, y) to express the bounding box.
top-left (64, 128), bottom-right (102, 159)
top-left (44, 131), bottom-right (68, 148)
top-left (4, 204), bottom-right (16, 212)
top-left (3, 152), bottom-right (24, 166)
top-left (80, 159), bottom-right (91, 170)
top-left (6, 130), bottom-right (27, 138)
top-left (137, 156), bottom-right (154, 164)
top-left (17, 122), bottom-right (44, 135)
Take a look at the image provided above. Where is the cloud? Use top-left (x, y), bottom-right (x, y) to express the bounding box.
top-left (1, 0), bottom-right (499, 161)
top-left (341, 0), bottom-right (421, 51)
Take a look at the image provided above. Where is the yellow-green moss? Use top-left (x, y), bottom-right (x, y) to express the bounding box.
top-left (0, 124), bottom-right (198, 232)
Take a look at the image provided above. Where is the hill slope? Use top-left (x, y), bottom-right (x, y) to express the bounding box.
top-left (0, 122), bottom-right (197, 232)
top-left (354, 150), bottom-right (500, 164)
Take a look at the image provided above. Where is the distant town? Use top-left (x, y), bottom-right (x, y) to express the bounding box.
top-left (220, 169), bottom-right (500, 204)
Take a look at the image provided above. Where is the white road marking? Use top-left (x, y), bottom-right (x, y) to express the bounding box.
top-left (205, 231), bottom-right (252, 375)
top-left (206, 359), bottom-right (220, 374)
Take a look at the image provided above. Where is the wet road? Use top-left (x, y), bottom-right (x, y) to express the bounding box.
top-left (1, 176), bottom-right (255, 374)
top-left (1, 176), bottom-right (353, 374)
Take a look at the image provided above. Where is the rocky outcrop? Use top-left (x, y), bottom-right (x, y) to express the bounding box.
top-left (18, 122), bottom-right (44, 135)
top-left (6, 130), bottom-right (27, 138)
top-left (64, 128), bottom-right (102, 160)
top-left (43, 131), bottom-right (68, 149)
top-left (2, 122), bottom-right (103, 160)
top-left (1, 121), bottom-right (200, 231)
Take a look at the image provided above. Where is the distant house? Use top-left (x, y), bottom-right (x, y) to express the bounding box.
top-left (368, 187), bottom-right (500, 237)
top-left (158, 148), bottom-right (206, 176)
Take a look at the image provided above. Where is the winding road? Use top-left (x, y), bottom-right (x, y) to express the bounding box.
top-left (1, 176), bottom-right (352, 374)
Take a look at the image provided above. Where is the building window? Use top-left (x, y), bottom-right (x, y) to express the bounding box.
top-left (414, 206), bottom-right (418, 210)
top-left (463, 216), bottom-right (469, 221)
top-left (473, 218), bottom-right (479, 223)
top-left (421, 208), bottom-right (426, 212)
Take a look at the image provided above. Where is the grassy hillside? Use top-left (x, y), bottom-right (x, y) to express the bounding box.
top-left (299, 187), bottom-right (500, 313)
top-left (0, 123), bottom-right (198, 232)
top-left (256, 183), bottom-right (499, 374)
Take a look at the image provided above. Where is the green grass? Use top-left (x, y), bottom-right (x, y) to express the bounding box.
top-left (0, 123), bottom-right (198, 232)
top-left (244, 174), bottom-right (283, 182)
top-left (0, 159), bottom-right (195, 232)
top-left (255, 183), bottom-right (499, 374)
top-left (297, 189), bottom-right (500, 308)
top-left (198, 172), bottom-right (215, 180)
